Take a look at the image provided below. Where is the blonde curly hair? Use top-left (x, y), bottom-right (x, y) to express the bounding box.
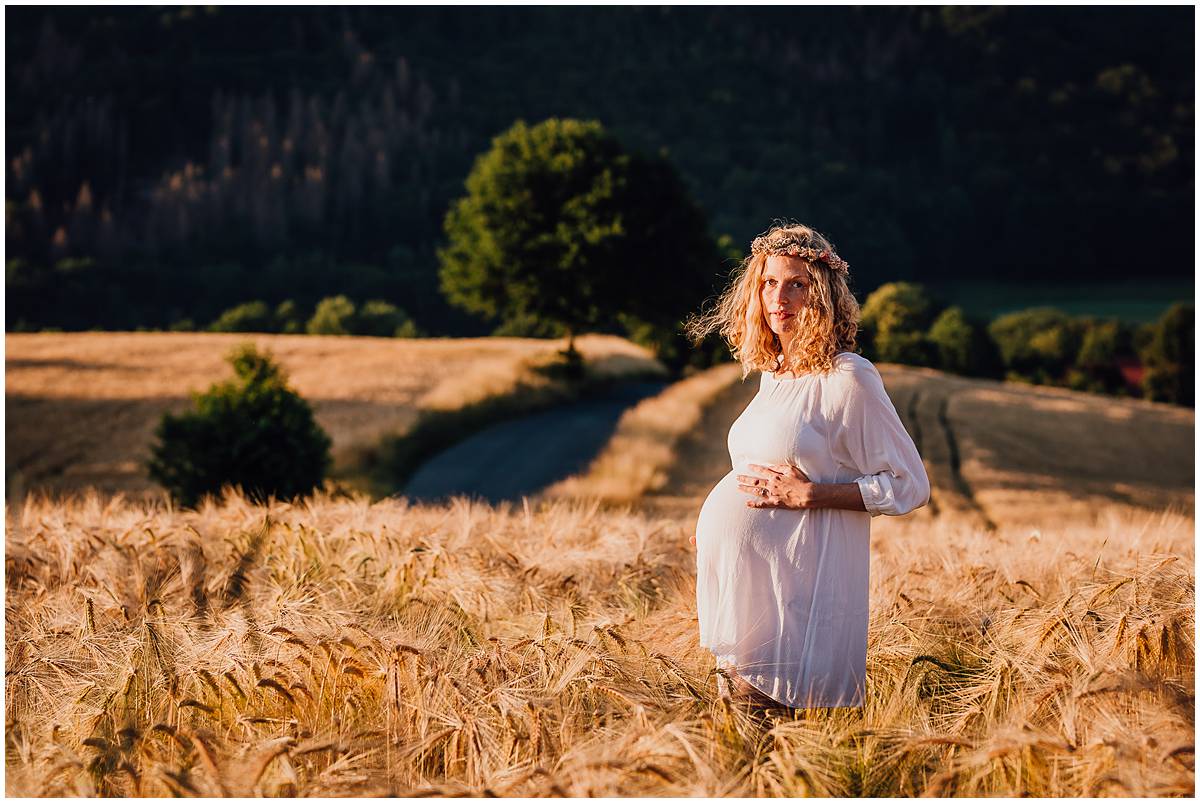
top-left (686, 222), bottom-right (861, 378)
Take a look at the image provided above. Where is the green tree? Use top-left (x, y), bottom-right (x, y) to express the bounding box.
top-left (927, 305), bottom-right (1002, 377)
top-left (859, 282), bottom-right (938, 365)
top-left (146, 343), bottom-right (332, 507)
top-left (1140, 302), bottom-right (1193, 405)
top-left (306, 295), bottom-right (357, 335)
top-left (491, 312), bottom-right (566, 338)
top-left (208, 300), bottom-right (277, 333)
top-left (438, 118), bottom-right (718, 370)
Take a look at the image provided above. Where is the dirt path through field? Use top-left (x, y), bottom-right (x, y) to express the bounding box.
top-left (402, 381), bottom-right (668, 503)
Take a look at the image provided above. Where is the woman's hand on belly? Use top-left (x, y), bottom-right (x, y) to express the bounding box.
top-left (737, 462), bottom-right (815, 509)
top-left (736, 463), bottom-right (870, 513)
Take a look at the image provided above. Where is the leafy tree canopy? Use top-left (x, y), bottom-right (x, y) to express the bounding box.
top-left (1140, 302), bottom-right (1194, 405)
top-left (438, 118), bottom-right (719, 362)
top-left (859, 281), bottom-right (939, 365)
top-left (927, 305), bottom-right (1002, 378)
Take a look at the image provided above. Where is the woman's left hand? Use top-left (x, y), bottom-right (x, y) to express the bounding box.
top-left (737, 463), bottom-right (815, 509)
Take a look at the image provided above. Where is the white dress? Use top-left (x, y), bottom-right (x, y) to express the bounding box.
top-left (695, 351), bottom-right (930, 708)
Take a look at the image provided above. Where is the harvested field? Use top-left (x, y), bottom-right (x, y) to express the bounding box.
top-left (5, 332), bottom-right (661, 501)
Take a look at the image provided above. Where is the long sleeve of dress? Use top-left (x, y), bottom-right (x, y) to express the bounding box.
top-left (827, 357), bottom-right (930, 517)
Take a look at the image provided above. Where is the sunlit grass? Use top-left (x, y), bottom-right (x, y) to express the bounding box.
top-left (538, 362), bottom-right (742, 505)
top-left (5, 488), bottom-right (1192, 796)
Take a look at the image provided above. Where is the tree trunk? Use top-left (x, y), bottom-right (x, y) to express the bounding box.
top-left (562, 327), bottom-right (584, 380)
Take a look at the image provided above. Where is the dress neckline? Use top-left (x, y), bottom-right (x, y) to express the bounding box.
top-left (769, 351), bottom-right (851, 382)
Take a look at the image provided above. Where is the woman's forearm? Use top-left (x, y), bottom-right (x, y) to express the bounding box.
top-left (741, 464), bottom-right (872, 512)
top-left (809, 481), bottom-right (868, 512)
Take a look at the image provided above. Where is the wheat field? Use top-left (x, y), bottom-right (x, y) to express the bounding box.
top-left (5, 488), bottom-right (1193, 796)
top-left (4, 340), bottom-right (1196, 796)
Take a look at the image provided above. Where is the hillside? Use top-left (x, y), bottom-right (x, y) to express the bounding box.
top-left (4, 331), bottom-right (662, 502)
top-left (640, 363), bottom-right (1193, 531)
top-left (8, 332), bottom-right (1191, 528)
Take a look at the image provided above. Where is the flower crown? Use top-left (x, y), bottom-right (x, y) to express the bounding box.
top-left (750, 232), bottom-right (850, 275)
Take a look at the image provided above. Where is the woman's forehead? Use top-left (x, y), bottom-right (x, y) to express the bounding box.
top-left (763, 255), bottom-right (812, 276)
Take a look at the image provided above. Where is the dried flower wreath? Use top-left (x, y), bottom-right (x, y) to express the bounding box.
top-left (749, 232), bottom-right (850, 275)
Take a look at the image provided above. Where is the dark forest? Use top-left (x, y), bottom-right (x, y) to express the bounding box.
top-left (5, 6), bottom-right (1193, 334)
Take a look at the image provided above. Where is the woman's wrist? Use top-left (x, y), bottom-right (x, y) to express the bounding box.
top-left (793, 481), bottom-right (868, 512)
top-left (786, 480), bottom-right (818, 509)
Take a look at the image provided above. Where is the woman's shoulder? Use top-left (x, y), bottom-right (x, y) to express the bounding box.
top-left (825, 351), bottom-right (885, 393)
top-left (762, 352), bottom-right (878, 385)
top-left (830, 351), bottom-right (878, 376)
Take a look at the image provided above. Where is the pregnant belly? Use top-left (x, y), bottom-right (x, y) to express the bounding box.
top-left (695, 469), bottom-right (805, 556)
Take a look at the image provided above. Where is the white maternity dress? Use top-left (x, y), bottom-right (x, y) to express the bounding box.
top-left (695, 351), bottom-right (930, 708)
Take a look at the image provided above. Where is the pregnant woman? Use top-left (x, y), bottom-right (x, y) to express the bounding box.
top-left (685, 222), bottom-right (930, 713)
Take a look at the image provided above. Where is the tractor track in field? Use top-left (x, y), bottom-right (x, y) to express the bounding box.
top-left (893, 377), bottom-right (997, 532)
top-left (903, 389), bottom-right (941, 518)
top-left (933, 392), bottom-right (997, 532)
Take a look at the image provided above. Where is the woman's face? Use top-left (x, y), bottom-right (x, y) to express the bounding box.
top-left (760, 255), bottom-right (813, 340)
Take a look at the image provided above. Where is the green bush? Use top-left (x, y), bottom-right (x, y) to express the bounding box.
top-left (859, 282), bottom-right (938, 366)
top-left (275, 300), bottom-right (305, 334)
top-left (146, 343), bottom-right (333, 507)
top-left (304, 295), bottom-right (419, 337)
top-left (987, 307), bottom-right (1082, 383)
top-left (1140, 302), bottom-right (1193, 405)
top-left (927, 306), bottom-right (1003, 377)
top-left (357, 299), bottom-right (418, 338)
top-left (394, 319), bottom-right (422, 338)
top-left (306, 295), bottom-right (357, 335)
top-left (209, 300), bottom-right (277, 333)
top-left (1072, 318), bottom-right (1133, 394)
top-left (1132, 321), bottom-right (1156, 354)
top-left (356, 299), bottom-right (399, 337)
